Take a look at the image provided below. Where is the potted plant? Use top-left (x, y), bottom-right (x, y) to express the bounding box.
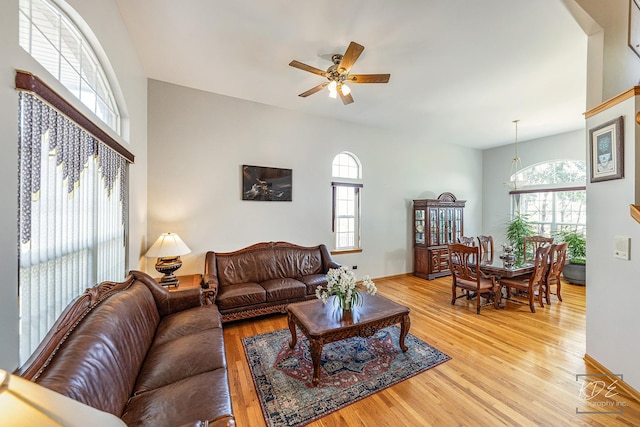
top-left (506, 212), bottom-right (534, 265)
top-left (556, 228), bottom-right (586, 285)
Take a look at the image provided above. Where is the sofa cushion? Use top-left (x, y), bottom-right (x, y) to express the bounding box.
top-left (216, 282), bottom-right (266, 310)
top-left (153, 304), bottom-right (222, 346)
top-left (302, 274), bottom-right (328, 295)
top-left (134, 328), bottom-right (226, 394)
top-left (272, 246), bottom-right (324, 278)
top-left (35, 282), bottom-right (159, 417)
top-left (261, 278), bottom-right (306, 302)
top-left (216, 247), bottom-right (279, 285)
top-left (122, 369), bottom-right (233, 427)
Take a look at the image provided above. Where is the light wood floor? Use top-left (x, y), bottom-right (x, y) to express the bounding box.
top-left (222, 275), bottom-right (640, 426)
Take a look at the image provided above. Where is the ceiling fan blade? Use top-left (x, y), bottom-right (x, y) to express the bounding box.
top-left (348, 74), bottom-right (391, 84)
top-left (289, 60), bottom-right (327, 77)
top-left (338, 41), bottom-right (365, 73)
top-left (339, 91), bottom-right (354, 105)
top-left (298, 82), bottom-right (329, 97)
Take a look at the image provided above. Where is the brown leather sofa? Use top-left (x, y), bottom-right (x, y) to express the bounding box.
top-left (17, 270), bottom-right (235, 427)
top-left (204, 241), bottom-right (340, 322)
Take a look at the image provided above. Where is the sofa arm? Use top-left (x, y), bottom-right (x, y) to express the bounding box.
top-left (130, 271), bottom-right (203, 317)
top-left (319, 244), bottom-right (341, 272)
top-left (203, 251), bottom-right (220, 300)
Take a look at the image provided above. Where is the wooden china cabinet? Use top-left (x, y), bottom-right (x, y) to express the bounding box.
top-left (413, 192), bottom-right (465, 280)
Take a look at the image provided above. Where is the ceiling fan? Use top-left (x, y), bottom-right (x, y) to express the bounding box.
top-left (289, 41), bottom-right (390, 105)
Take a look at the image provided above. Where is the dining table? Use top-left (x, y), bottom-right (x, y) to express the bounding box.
top-left (478, 253), bottom-right (535, 279)
top-left (477, 253), bottom-right (536, 308)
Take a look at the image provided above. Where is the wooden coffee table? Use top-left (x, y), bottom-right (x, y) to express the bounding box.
top-left (287, 293), bottom-right (411, 386)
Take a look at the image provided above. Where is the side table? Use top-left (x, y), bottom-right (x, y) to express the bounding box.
top-left (155, 274), bottom-right (214, 305)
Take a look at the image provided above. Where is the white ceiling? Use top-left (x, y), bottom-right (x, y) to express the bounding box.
top-left (114, 0), bottom-right (588, 150)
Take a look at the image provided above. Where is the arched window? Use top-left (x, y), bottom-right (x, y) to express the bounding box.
top-left (511, 160), bottom-right (586, 235)
top-left (19, 0), bottom-right (121, 133)
top-left (331, 152), bottom-right (363, 251)
top-left (512, 159), bottom-right (586, 189)
top-left (16, 0), bottom-right (130, 364)
top-left (332, 152), bottom-right (361, 179)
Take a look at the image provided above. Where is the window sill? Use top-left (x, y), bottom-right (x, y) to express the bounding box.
top-left (330, 249), bottom-right (363, 255)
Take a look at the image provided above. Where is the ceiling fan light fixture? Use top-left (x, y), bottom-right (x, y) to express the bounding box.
top-left (289, 41), bottom-right (390, 104)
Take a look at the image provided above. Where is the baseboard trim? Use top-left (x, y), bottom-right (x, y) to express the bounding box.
top-left (584, 353), bottom-right (640, 403)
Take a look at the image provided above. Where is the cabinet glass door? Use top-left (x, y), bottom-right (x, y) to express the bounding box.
top-left (429, 209), bottom-right (438, 246)
top-left (415, 209), bottom-right (425, 244)
top-left (447, 208), bottom-right (454, 243)
top-left (439, 209), bottom-right (446, 244)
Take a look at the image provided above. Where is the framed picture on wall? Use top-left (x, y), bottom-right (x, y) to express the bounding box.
top-left (589, 116), bottom-right (624, 183)
top-left (242, 165), bottom-right (292, 201)
top-left (629, 0), bottom-right (640, 58)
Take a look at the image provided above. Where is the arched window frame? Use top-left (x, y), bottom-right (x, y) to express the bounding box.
top-left (511, 159), bottom-right (586, 236)
top-left (331, 152), bottom-right (363, 252)
top-left (18, 0), bottom-right (122, 134)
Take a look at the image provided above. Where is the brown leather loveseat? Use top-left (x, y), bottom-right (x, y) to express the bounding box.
top-left (17, 270), bottom-right (235, 427)
top-left (204, 241), bottom-right (340, 322)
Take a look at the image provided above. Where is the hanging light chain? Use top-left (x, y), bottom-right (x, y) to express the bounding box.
top-left (513, 119), bottom-right (520, 161)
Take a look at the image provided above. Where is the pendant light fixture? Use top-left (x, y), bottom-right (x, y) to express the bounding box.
top-left (504, 119), bottom-right (527, 190)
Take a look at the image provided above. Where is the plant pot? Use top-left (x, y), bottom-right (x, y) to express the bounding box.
top-left (562, 262), bottom-right (586, 285)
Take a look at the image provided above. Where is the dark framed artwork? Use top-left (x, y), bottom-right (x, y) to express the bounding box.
top-left (242, 165), bottom-right (292, 201)
top-left (629, 0), bottom-right (640, 58)
top-left (589, 116), bottom-right (624, 183)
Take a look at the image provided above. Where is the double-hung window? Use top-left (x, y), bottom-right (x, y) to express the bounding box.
top-left (331, 153), bottom-right (363, 251)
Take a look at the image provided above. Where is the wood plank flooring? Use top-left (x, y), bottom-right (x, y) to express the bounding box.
top-left (222, 275), bottom-right (640, 426)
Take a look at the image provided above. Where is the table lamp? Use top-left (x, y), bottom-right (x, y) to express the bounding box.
top-left (0, 369), bottom-right (126, 426)
top-left (145, 232), bottom-right (191, 287)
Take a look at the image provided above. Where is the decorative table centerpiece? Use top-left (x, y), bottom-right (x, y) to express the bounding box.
top-left (315, 266), bottom-right (377, 312)
top-left (500, 244), bottom-right (516, 268)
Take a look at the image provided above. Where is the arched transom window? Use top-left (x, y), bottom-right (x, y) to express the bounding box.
top-left (19, 0), bottom-right (121, 133)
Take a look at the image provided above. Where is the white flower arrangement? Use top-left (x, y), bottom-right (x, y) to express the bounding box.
top-left (315, 266), bottom-right (377, 310)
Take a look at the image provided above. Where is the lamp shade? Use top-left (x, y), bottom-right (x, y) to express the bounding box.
top-left (145, 233), bottom-right (191, 258)
top-left (0, 369), bottom-right (126, 427)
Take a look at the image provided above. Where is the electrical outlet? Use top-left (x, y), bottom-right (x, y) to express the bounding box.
top-left (352, 265), bottom-right (358, 270)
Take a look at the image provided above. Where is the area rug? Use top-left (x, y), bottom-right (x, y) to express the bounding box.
top-left (242, 325), bottom-right (450, 427)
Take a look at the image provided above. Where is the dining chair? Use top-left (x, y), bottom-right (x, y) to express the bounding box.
top-left (523, 235), bottom-right (554, 263)
top-left (457, 236), bottom-right (476, 246)
top-left (448, 243), bottom-right (500, 314)
top-left (543, 242), bottom-right (568, 304)
top-left (477, 235), bottom-right (494, 263)
top-left (454, 237), bottom-right (476, 300)
top-left (499, 245), bottom-right (552, 313)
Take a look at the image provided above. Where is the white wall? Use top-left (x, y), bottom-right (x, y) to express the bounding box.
top-left (568, 0), bottom-right (640, 391)
top-left (0, 0), bottom-right (147, 370)
top-left (146, 79), bottom-right (483, 280)
top-left (482, 129), bottom-right (586, 243)
top-left (585, 99), bottom-right (640, 389)
top-left (574, 0), bottom-right (640, 104)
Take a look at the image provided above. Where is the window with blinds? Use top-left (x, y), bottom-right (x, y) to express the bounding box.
top-left (17, 90), bottom-right (130, 363)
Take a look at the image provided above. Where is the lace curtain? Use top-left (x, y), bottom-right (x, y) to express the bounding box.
top-left (18, 91), bottom-right (128, 363)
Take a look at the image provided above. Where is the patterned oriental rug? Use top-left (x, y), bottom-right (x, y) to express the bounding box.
top-left (242, 325), bottom-right (451, 427)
